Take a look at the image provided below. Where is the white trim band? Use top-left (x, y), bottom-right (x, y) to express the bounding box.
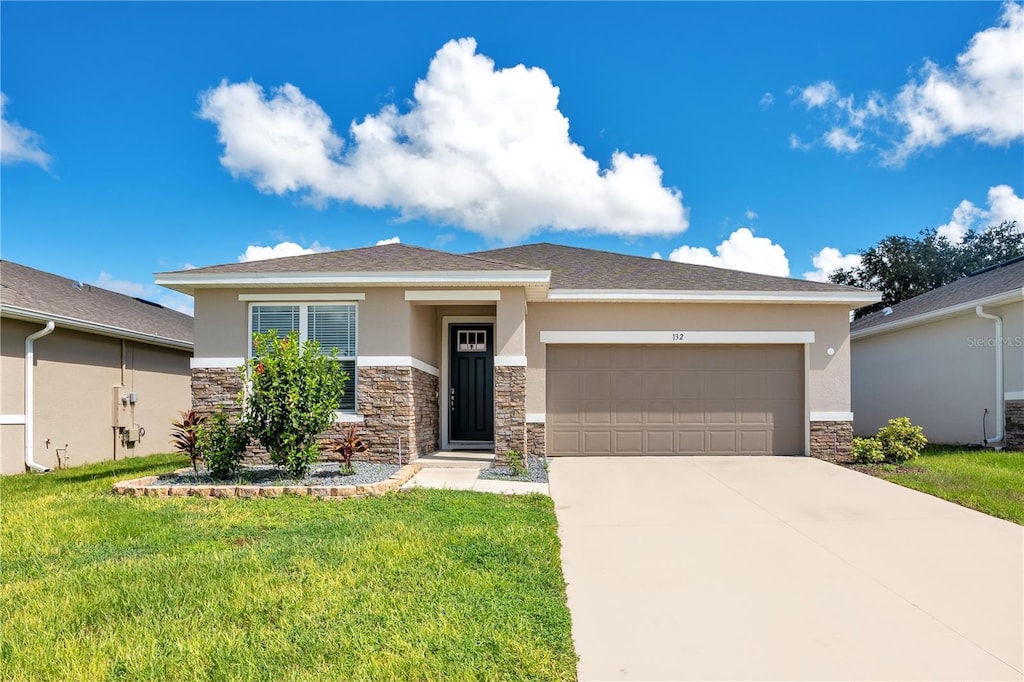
top-left (405, 290), bottom-right (501, 302)
top-left (539, 330), bottom-right (816, 345)
top-left (1006, 391), bottom-right (1024, 401)
top-left (526, 413), bottom-right (546, 423)
top-left (356, 356), bottom-right (440, 377)
top-left (239, 293), bottom-right (365, 301)
top-left (547, 289), bottom-right (881, 305)
top-left (191, 357), bottom-right (245, 369)
top-left (0, 414), bottom-right (26, 425)
top-left (810, 411), bottom-right (854, 422)
top-left (494, 355), bottom-right (528, 366)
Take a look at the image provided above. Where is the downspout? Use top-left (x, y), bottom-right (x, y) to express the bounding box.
top-left (975, 306), bottom-right (1004, 445)
top-left (25, 321), bottom-right (55, 472)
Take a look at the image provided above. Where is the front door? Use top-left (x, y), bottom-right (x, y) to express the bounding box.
top-left (449, 324), bottom-right (494, 442)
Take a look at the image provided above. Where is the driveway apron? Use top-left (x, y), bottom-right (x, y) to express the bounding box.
top-left (549, 456), bottom-right (1024, 681)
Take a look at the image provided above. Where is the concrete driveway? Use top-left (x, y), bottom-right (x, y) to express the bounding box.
top-left (549, 456), bottom-right (1023, 681)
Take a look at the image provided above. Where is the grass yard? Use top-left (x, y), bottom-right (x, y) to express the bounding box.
top-left (859, 446), bottom-right (1024, 524)
top-left (0, 454), bottom-right (577, 681)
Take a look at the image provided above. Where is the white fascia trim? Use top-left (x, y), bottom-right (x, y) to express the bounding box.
top-left (357, 356), bottom-right (440, 376)
top-left (526, 413), bottom-right (546, 423)
top-left (494, 355), bottom-right (528, 366)
top-left (546, 289), bottom-right (881, 305)
top-left (0, 414), bottom-right (26, 425)
top-left (157, 270), bottom-right (551, 293)
top-left (405, 290), bottom-right (501, 302)
top-left (810, 411), bottom-right (854, 422)
top-left (239, 293), bottom-right (365, 301)
top-left (191, 357), bottom-right (245, 369)
top-left (852, 289), bottom-right (1024, 340)
top-left (335, 412), bottom-right (365, 424)
top-left (1, 306), bottom-right (193, 351)
top-left (539, 330), bottom-right (815, 345)
top-left (1006, 391), bottom-right (1024, 401)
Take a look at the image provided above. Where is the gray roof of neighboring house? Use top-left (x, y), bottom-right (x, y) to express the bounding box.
top-left (164, 241), bottom-right (867, 294)
top-left (851, 256), bottom-right (1024, 334)
top-left (471, 242), bottom-right (861, 292)
top-left (1, 260), bottom-right (193, 346)
top-left (161, 243), bottom-right (532, 275)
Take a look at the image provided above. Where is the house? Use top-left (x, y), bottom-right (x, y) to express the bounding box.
top-left (156, 242), bottom-right (879, 463)
top-left (1, 261), bottom-right (194, 474)
top-left (851, 256), bottom-right (1024, 449)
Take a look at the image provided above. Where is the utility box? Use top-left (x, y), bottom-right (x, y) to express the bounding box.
top-left (112, 386), bottom-right (130, 428)
top-left (125, 428), bottom-right (140, 444)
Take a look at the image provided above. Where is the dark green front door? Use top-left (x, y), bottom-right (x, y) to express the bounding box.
top-left (449, 324), bottom-right (494, 442)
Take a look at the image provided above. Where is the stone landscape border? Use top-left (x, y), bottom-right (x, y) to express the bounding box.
top-left (112, 464), bottom-right (421, 499)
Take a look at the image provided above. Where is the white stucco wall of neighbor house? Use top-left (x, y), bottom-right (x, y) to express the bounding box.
top-left (852, 300), bottom-right (1024, 445)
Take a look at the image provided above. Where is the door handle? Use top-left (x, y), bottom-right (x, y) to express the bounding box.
top-left (450, 387), bottom-right (455, 411)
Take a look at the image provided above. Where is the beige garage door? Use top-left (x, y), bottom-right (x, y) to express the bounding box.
top-left (546, 345), bottom-right (804, 456)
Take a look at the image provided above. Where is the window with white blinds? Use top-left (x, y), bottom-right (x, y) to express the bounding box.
top-left (250, 302), bottom-right (357, 412)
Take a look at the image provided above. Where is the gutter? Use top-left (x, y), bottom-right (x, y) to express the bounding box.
top-left (24, 321), bottom-right (55, 472)
top-left (975, 306), bottom-right (1004, 445)
top-left (852, 289), bottom-right (1024, 340)
top-left (1, 305), bottom-right (193, 351)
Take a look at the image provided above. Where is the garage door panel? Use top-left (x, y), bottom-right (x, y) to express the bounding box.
top-left (547, 345), bottom-right (803, 456)
top-left (615, 431), bottom-right (643, 453)
top-left (647, 431), bottom-right (675, 453)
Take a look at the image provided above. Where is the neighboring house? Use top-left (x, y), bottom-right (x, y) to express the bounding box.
top-left (851, 256), bottom-right (1024, 449)
top-left (156, 242), bottom-right (879, 463)
top-left (1, 261), bottom-right (193, 474)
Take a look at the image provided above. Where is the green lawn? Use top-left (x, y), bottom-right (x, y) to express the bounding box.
top-left (863, 446), bottom-right (1024, 524)
top-left (1, 454), bottom-right (577, 681)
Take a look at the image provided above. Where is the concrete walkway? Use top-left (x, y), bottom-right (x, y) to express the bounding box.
top-left (550, 456), bottom-right (1024, 681)
top-left (400, 451), bottom-right (549, 495)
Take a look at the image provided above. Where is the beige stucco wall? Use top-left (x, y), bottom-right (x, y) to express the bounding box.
top-left (0, 318), bottom-right (191, 474)
top-left (852, 300), bottom-right (1024, 444)
top-left (524, 302), bottom-right (853, 416)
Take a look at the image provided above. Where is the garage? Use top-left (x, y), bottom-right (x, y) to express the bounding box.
top-left (546, 344), bottom-right (804, 456)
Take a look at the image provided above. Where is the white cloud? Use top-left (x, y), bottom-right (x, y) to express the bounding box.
top-left (800, 81), bottom-right (839, 108)
top-left (889, 2), bottom-right (1023, 163)
top-left (936, 184), bottom-right (1024, 242)
top-left (238, 240), bottom-right (330, 262)
top-left (788, 134), bottom-right (811, 151)
top-left (94, 272), bottom-right (194, 315)
top-left (199, 38), bottom-right (688, 241)
top-left (375, 236), bottom-right (401, 245)
top-left (803, 247), bottom-right (862, 282)
top-left (792, 3), bottom-right (1023, 164)
top-left (744, 208), bottom-right (758, 221)
top-left (661, 227), bottom-right (790, 277)
top-left (0, 92), bottom-right (51, 169)
top-left (759, 92), bottom-right (775, 110)
top-left (823, 127), bottom-right (862, 153)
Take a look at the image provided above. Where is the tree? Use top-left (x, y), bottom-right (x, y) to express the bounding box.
top-left (244, 330), bottom-right (349, 479)
top-left (830, 221), bottom-right (1022, 318)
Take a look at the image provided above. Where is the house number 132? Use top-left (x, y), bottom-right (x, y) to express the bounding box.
top-left (672, 333), bottom-right (685, 341)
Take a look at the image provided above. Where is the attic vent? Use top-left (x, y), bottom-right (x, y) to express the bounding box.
top-left (882, 306), bottom-right (893, 316)
top-left (133, 297), bottom-right (165, 309)
top-left (73, 281), bottom-right (84, 290)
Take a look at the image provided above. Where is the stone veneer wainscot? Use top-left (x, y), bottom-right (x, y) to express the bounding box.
top-left (493, 365), bottom-right (526, 465)
top-left (809, 421), bottom-right (854, 463)
top-left (190, 365), bottom-right (439, 466)
top-left (1005, 399), bottom-right (1024, 451)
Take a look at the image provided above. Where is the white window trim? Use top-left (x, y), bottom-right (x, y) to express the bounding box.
top-left (248, 301), bottom-right (359, 417)
top-left (239, 293), bottom-right (365, 301)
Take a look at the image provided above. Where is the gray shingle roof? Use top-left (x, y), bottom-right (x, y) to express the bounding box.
top-left (851, 256), bottom-right (1024, 334)
top-left (1, 260), bottom-right (193, 345)
top-left (471, 242), bottom-right (864, 292)
top-left (160, 243), bottom-right (533, 275)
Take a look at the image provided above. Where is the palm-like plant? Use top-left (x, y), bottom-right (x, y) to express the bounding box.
top-left (323, 425), bottom-right (368, 475)
top-left (170, 409), bottom-right (206, 475)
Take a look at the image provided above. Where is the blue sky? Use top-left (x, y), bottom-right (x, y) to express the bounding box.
top-left (2, 2), bottom-right (1021, 314)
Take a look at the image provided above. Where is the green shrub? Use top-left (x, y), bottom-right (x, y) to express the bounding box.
top-left (876, 417), bottom-right (928, 463)
top-left (506, 449), bottom-right (527, 477)
top-left (197, 409), bottom-right (248, 479)
top-left (244, 330), bottom-right (349, 480)
top-left (851, 436), bottom-right (884, 464)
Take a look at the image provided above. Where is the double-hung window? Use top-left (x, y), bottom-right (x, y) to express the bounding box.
top-left (250, 303), bottom-right (357, 412)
